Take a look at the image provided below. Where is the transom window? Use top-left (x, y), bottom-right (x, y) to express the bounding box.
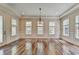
top-left (49, 21), bottom-right (55, 35)
top-left (37, 21), bottom-right (44, 35)
top-left (25, 21), bottom-right (32, 35)
top-left (11, 18), bottom-right (17, 36)
top-left (63, 19), bottom-right (69, 36)
top-left (75, 16), bottom-right (79, 39)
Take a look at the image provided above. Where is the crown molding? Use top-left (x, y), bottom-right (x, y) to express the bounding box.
top-left (0, 4), bottom-right (20, 17)
top-left (0, 3), bottom-right (77, 19)
top-left (21, 16), bottom-right (59, 20)
top-left (60, 4), bottom-right (79, 18)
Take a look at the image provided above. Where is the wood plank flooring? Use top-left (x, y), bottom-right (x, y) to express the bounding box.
top-left (0, 38), bottom-right (79, 55)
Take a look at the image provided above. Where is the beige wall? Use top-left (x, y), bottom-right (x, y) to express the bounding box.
top-left (19, 16), bottom-right (60, 38)
top-left (60, 8), bottom-right (79, 46)
top-left (1, 4), bottom-right (79, 46)
top-left (0, 6), bottom-right (60, 46)
top-left (0, 7), bottom-right (19, 45)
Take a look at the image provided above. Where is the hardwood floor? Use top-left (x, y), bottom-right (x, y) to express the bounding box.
top-left (0, 38), bottom-right (79, 55)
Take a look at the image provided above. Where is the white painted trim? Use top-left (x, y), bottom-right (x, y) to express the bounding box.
top-left (22, 16), bottom-right (59, 20)
top-left (60, 4), bottom-right (79, 18)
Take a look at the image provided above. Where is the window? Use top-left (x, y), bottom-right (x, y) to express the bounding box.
top-left (37, 21), bottom-right (44, 35)
top-left (75, 16), bottom-right (79, 39)
top-left (63, 19), bottom-right (69, 36)
top-left (12, 45), bottom-right (17, 55)
top-left (11, 18), bottom-right (17, 36)
top-left (0, 16), bottom-right (3, 43)
top-left (25, 21), bottom-right (32, 35)
top-left (49, 21), bottom-right (55, 35)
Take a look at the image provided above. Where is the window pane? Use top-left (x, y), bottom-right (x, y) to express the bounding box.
top-left (0, 16), bottom-right (3, 43)
top-left (11, 19), bottom-right (17, 36)
top-left (65, 26), bottom-right (69, 35)
top-left (75, 24), bottom-right (79, 38)
top-left (49, 21), bottom-right (55, 35)
top-left (63, 19), bottom-right (69, 36)
top-left (75, 16), bottom-right (79, 39)
top-left (49, 27), bottom-right (55, 35)
top-left (49, 22), bottom-right (55, 26)
top-left (25, 21), bottom-right (32, 35)
top-left (37, 21), bottom-right (44, 35)
top-left (63, 25), bottom-right (69, 36)
top-left (12, 26), bottom-right (16, 36)
top-left (26, 21), bottom-right (32, 26)
top-left (12, 19), bottom-right (17, 25)
top-left (37, 21), bottom-right (44, 26)
top-left (75, 29), bottom-right (79, 39)
top-left (37, 27), bottom-right (43, 35)
top-left (26, 27), bottom-right (32, 35)
top-left (63, 19), bottom-right (69, 25)
top-left (76, 16), bottom-right (79, 23)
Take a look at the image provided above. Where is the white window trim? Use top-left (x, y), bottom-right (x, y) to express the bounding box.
top-left (37, 21), bottom-right (44, 35)
top-left (48, 21), bottom-right (56, 35)
top-left (11, 18), bottom-right (17, 36)
top-left (25, 21), bottom-right (32, 35)
top-left (75, 16), bottom-right (79, 39)
top-left (63, 18), bottom-right (69, 36)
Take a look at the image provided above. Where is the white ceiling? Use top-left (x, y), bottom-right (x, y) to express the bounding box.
top-left (7, 3), bottom-right (77, 17)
